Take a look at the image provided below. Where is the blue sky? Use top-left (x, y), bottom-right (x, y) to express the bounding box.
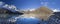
top-left (0, 0), bottom-right (60, 10)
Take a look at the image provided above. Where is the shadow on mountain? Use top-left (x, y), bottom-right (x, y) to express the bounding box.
top-left (48, 12), bottom-right (60, 24)
top-left (0, 8), bottom-right (23, 19)
top-left (0, 8), bottom-right (23, 14)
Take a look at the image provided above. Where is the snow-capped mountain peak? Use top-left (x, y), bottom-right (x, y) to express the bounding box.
top-left (53, 9), bottom-right (60, 12)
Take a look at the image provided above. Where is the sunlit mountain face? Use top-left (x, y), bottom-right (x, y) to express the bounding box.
top-left (22, 6), bottom-right (53, 20)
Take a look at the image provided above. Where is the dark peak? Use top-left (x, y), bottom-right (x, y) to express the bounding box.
top-left (0, 8), bottom-right (23, 15)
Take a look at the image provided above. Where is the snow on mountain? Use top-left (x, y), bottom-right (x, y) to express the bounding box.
top-left (0, 1), bottom-right (19, 12)
top-left (53, 9), bottom-right (60, 12)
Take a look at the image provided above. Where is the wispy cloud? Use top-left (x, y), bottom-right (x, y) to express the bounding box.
top-left (53, 9), bottom-right (60, 12)
top-left (0, 1), bottom-right (19, 12)
top-left (0, 1), bottom-right (4, 7)
top-left (3, 4), bottom-right (9, 8)
top-left (29, 9), bottom-right (35, 11)
top-left (41, 2), bottom-right (48, 6)
top-left (3, 4), bottom-right (17, 10)
top-left (44, 2), bottom-right (48, 6)
top-left (41, 2), bottom-right (44, 5)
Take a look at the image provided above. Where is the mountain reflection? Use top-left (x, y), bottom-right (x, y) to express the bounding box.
top-left (0, 7), bottom-right (60, 24)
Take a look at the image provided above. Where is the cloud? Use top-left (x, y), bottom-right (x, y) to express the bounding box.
top-left (3, 4), bottom-right (9, 8)
top-left (0, 1), bottom-right (18, 11)
top-left (0, 1), bottom-right (4, 7)
top-left (29, 9), bottom-right (35, 11)
top-left (9, 5), bottom-right (16, 9)
top-left (53, 9), bottom-right (60, 12)
top-left (3, 4), bottom-right (17, 9)
top-left (44, 2), bottom-right (48, 6)
top-left (41, 2), bottom-right (44, 5)
top-left (1, 1), bottom-right (19, 11)
top-left (41, 2), bottom-right (48, 6)
top-left (0, 1), bottom-right (4, 5)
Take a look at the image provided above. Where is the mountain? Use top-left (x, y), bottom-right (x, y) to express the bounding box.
top-left (48, 12), bottom-right (60, 24)
top-left (0, 8), bottom-right (23, 14)
top-left (22, 6), bottom-right (53, 20)
top-left (0, 8), bottom-right (23, 24)
top-left (0, 8), bottom-right (23, 19)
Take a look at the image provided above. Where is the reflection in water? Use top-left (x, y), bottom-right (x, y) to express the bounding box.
top-left (0, 12), bottom-right (60, 24)
top-left (7, 14), bottom-right (40, 24)
top-left (16, 17), bottom-right (40, 24)
top-left (0, 14), bottom-right (19, 24)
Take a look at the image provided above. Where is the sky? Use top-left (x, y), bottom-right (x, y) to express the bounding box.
top-left (0, 0), bottom-right (60, 11)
